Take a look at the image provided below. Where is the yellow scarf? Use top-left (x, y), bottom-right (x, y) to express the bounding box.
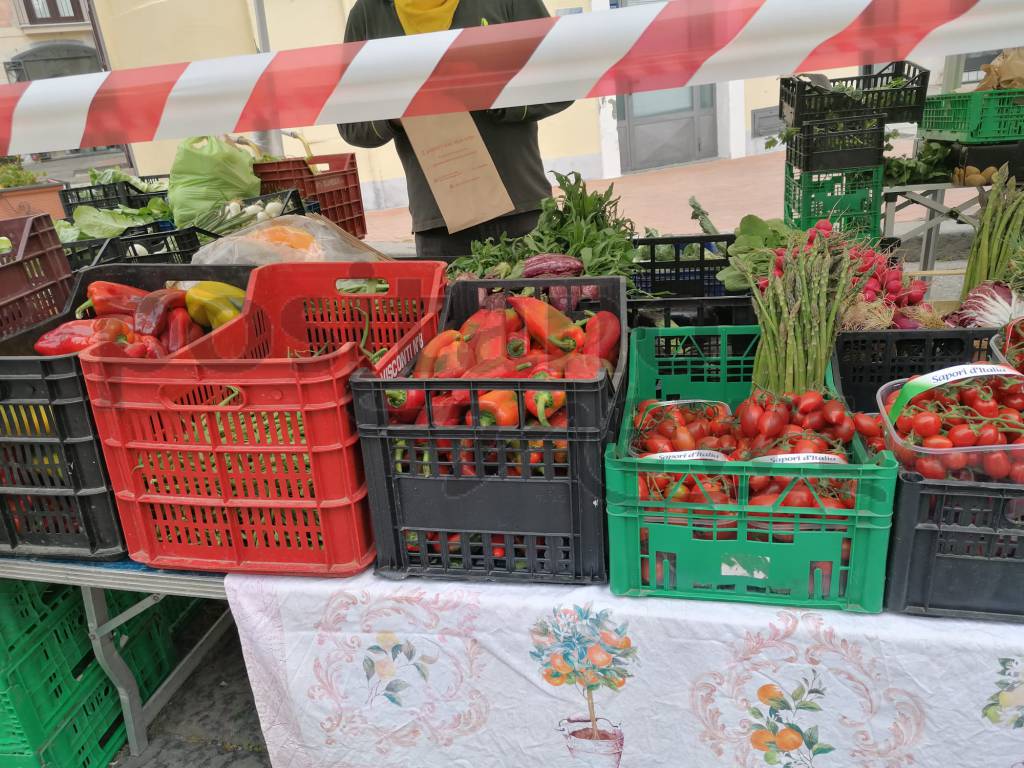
top-left (394, 0), bottom-right (460, 35)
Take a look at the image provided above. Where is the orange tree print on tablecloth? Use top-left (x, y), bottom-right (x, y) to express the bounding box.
top-left (529, 604), bottom-right (638, 738)
top-left (748, 670), bottom-right (835, 766)
top-left (691, 612), bottom-right (924, 767)
top-left (362, 632), bottom-right (439, 707)
top-left (983, 658), bottom-right (1024, 729)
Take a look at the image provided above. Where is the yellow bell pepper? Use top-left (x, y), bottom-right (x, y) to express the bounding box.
top-left (185, 282), bottom-right (246, 329)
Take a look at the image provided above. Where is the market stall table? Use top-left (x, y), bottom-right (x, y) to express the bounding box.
top-left (882, 182), bottom-right (981, 272)
top-left (0, 556), bottom-right (230, 764)
top-left (226, 570), bottom-right (1024, 768)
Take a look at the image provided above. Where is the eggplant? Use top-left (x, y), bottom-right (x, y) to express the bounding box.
top-left (522, 253), bottom-right (583, 278)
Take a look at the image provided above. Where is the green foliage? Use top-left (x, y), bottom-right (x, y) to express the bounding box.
top-left (70, 197), bottom-right (171, 240)
top-left (449, 171), bottom-right (637, 285)
top-left (0, 162), bottom-right (39, 189)
top-left (884, 140), bottom-right (952, 186)
top-left (89, 167), bottom-right (167, 193)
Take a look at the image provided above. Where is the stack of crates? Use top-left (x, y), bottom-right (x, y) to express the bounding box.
top-left (919, 88), bottom-right (1024, 181)
top-left (0, 580), bottom-right (193, 768)
top-left (779, 62), bottom-right (930, 238)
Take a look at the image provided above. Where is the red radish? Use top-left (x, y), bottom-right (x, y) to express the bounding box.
top-left (865, 277), bottom-right (881, 292)
top-left (892, 312), bottom-right (921, 329)
top-left (863, 289), bottom-right (877, 302)
top-left (815, 219), bottom-right (833, 232)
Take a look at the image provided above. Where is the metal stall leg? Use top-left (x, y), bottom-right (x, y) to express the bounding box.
top-left (81, 586), bottom-right (149, 755)
top-left (920, 187), bottom-right (947, 272)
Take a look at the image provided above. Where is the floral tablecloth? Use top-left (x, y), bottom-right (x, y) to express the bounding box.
top-left (225, 571), bottom-right (1024, 768)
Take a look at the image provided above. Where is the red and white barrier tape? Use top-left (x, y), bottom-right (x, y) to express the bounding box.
top-left (2, 0), bottom-right (1020, 155)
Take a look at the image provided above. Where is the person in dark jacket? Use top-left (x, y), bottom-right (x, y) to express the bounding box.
top-left (338, 0), bottom-right (572, 258)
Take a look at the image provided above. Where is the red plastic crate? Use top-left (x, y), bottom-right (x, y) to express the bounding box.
top-left (253, 154), bottom-right (367, 239)
top-left (0, 215), bottom-right (72, 340)
top-left (79, 261), bottom-right (447, 575)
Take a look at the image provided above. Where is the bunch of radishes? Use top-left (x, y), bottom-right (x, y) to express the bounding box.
top-left (848, 244), bottom-right (930, 329)
top-left (756, 220), bottom-right (837, 292)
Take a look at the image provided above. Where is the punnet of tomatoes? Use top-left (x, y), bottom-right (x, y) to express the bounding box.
top-left (628, 390), bottom-right (864, 527)
top-left (876, 373), bottom-right (1024, 483)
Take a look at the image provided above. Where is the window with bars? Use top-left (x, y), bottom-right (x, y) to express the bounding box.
top-left (22, 0), bottom-right (85, 24)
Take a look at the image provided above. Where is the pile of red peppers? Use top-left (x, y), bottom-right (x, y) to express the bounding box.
top-left (387, 294), bottom-right (620, 432)
top-left (33, 281), bottom-right (205, 358)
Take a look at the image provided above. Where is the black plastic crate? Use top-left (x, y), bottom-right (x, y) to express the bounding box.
top-left (242, 188), bottom-right (305, 217)
top-left (352, 277), bottom-right (627, 584)
top-left (60, 177), bottom-right (168, 218)
top-left (780, 61), bottom-right (930, 127)
top-left (787, 114), bottom-right (885, 171)
top-left (952, 141), bottom-right (1024, 184)
top-left (627, 295), bottom-right (755, 328)
top-left (63, 237), bottom-right (109, 272)
top-left (0, 263), bottom-right (254, 560)
top-left (887, 472), bottom-right (1024, 622)
top-left (631, 233), bottom-right (733, 297)
top-left (833, 328), bottom-right (993, 412)
top-left (97, 227), bottom-right (213, 267)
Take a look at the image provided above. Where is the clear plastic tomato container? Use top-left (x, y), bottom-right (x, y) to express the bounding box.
top-left (876, 376), bottom-right (1024, 480)
top-left (991, 332), bottom-right (1024, 372)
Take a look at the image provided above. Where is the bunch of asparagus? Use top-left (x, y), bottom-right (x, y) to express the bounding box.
top-left (963, 164), bottom-right (1024, 299)
top-left (735, 230), bottom-right (862, 394)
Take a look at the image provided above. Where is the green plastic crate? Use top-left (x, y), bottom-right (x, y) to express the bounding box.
top-left (784, 163), bottom-right (882, 238)
top-left (604, 326), bottom-right (898, 612)
top-left (919, 89), bottom-right (1024, 144)
top-left (6, 665), bottom-right (126, 768)
top-left (0, 581), bottom-right (78, 664)
top-left (0, 599), bottom-right (176, 759)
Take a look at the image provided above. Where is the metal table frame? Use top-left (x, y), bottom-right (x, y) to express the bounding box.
top-left (0, 558), bottom-right (229, 765)
top-left (882, 182), bottom-right (981, 272)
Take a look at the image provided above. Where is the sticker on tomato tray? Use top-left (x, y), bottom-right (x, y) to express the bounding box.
top-left (887, 363), bottom-right (1023, 419)
top-left (752, 453), bottom-right (847, 465)
top-left (642, 450), bottom-right (730, 462)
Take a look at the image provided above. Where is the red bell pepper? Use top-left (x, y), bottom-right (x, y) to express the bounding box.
top-left (450, 358), bottom-right (532, 405)
top-left (582, 311), bottom-right (621, 363)
top-left (507, 295), bottom-right (585, 354)
top-left (564, 352), bottom-right (604, 380)
top-left (459, 309), bottom-right (491, 341)
top-left (164, 307), bottom-right (204, 354)
top-left (504, 308), bottom-right (523, 332)
top-left (433, 340), bottom-right (475, 378)
top-left (134, 289), bottom-right (187, 336)
top-left (507, 327), bottom-right (530, 358)
top-left (471, 310), bottom-right (507, 361)
top-left (415, 394), bottom-right (466, 449)
top-left (75, 282), bottom-right (148, 319)
top-left (124, 335), bottom-right (168, 359)
top-left (33, 317), bottom-right (134, 356)
top-left (413, 330), bottom-right (461, 378)
top-left (468, 390), bottom-right (519, 427)
top-left (525, 363), bottom-right (566, 426)
top-left (386, 388), bottom-right (426, 424)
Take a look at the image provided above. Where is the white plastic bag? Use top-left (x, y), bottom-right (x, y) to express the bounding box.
top-left (192, 214), bottom-right (390, 265)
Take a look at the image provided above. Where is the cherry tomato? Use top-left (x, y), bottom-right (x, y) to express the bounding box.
top-left (972, 397), bottom-right (1000, 419)
top-left (757, 410), bottom-right (786, 439)
top-left (1001, 392), bottom-right (1024, 411)
top-left (655, 419), bottom-right (677, 439)
top-left (740, 402), bottom-right (763, 438)
top-left (1010, 462), bottom-right (1024, 484)
top-left (922, 435), bottom-right (954, 449)
top-left (947, 424), bottom-right (978, 447)
top-left (941, 451), bottom-right (968, 471)
top-left (911, 411), bottom-right (942, 438)
top-left (976, 424), bottom-right (1001, 446)
top-left (822, 400), bottom-right (846, 426)
top-left (866, 436), bottom-right (886, 454)
top-left (802, 410), bottom-right (826, 431)
top-left (671, 429), bottom-right (696, 452)
top-left (983, 451), bottom-right (1011, 480)
top-left (833, 416), bottom-right (856, 444)
top-left (915, 456), bottom-right (947, 480)
top-left (895, 411), bottom-right (915, 434)
top-left (798, 391), bottom-right (824, 414)
top-left (853, 413), bottom-right (881, 438)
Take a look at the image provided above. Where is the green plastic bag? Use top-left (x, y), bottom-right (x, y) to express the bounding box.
top-left (167, 136), bottom-right (260, 229)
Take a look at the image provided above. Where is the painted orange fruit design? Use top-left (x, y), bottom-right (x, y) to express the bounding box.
top-left (543, 668), bottom-right (565, 686)
top-left (775, 728), bottom-right (803, 752)
top-left (550, 652), bottom-right (572, 675)
top-left (587, 644), bottom-right (614, 668)
top-left (600, 630), bottom-right (631, 650)
top-left (750, 730), bottom-right (775, 752)
top-left (577, 669), bottom-right (599, 686)
top-left (757, 683), bottom-right (785, 706)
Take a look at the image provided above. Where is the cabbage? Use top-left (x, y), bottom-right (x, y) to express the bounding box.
top-left (945, 281), bottom-right (1024, 328)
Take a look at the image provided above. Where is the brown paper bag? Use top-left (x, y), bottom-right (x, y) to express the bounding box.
top-left (402, 113), bottom-right (514, 234)
top-left (975, 48), bottom-right (1024, 91)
